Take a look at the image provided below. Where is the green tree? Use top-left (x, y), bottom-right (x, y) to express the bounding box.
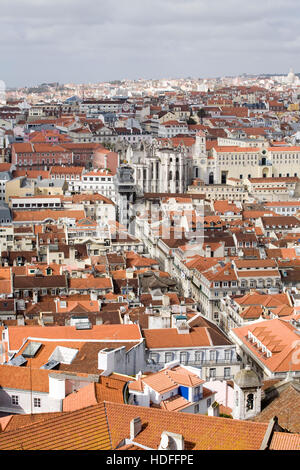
top-left (197, 108), bottom-right (206, 124)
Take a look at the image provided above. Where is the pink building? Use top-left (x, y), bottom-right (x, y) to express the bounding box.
top-left (92, 149), bottom-right (119, 173)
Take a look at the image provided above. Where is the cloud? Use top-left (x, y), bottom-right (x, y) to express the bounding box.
top-left (0, 0), bottom-right (299, 86)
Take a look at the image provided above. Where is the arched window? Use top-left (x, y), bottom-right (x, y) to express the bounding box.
top-left (246, 393), bottom-right (254, 411)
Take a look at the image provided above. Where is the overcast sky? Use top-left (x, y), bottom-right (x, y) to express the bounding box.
top-left (1, 0), bottom-right (299, 87)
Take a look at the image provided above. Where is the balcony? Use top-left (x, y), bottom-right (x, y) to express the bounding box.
top-left (193, 393), bottom-right (203, 402)
top-left (206, 375), bottom-right (234, 381)
top-left (258, 159), bottom-right (272, 166)
top-left (146, 358), bottom-right (241, 372)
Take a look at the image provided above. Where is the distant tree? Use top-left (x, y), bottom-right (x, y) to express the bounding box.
top-left (187, 116), bottom-right (197, 125)
top-left (197, 108), bottom-right (206, 124)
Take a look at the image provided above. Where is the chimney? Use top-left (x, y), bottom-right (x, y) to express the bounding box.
top-left (130, 417), bottom-right (142, 440)
top-left (17, 316), bottom-right (25, 326)
top-left (49, 374), bottom-right (66, 400)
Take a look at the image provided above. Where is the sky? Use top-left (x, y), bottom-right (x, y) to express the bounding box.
top-left (0, 0), bottom-right (300, 87)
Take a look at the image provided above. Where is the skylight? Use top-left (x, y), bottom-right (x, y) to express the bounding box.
top-left (22, 342), bottom-right (42, 358)
top-left (49, 346), bottom-right (78, 365)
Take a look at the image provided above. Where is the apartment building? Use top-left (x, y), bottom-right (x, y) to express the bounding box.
top-left (11, 143), bottom-right (73, 169)
top-left (78, 169), bottom-right (116, 201)
top-left (143, 314), bottom-right (240, 381)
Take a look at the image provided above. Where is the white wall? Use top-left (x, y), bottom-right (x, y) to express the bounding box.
top-left (0, 388), bottom-right (62, 415)
top-left (203, 380), bottom-right (234, 410)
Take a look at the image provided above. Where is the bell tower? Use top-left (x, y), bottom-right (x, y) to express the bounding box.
top-left (232, 365), bottom-right (262, 420)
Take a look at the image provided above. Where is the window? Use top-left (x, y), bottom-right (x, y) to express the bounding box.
top-left (194, 404), bottom-right (199, 413)
top-left (11, 395), bottom-right (19, 406)
top-left (180, 352), bottom-right (188, 364)
top-left (224, 367), bottom-right (231, 378)
top-left (210, 350), bottom-right (216, 361)
top-left (34, 397), bottom-right (41, 408)
top-left (207, 398), bottom-right (212, 407)
top-left (195, 351), bottom-right (202, 363)
top-left (165, 352), bottom-right (173, 363)
top-left (149, 353), bottom-right (158, 364)
top-left (225, 350), bottom-right (231, 361)
top-left (246, 393), bottom-right (254, 411)
top-left (209, 368), bottom-right (216, 378)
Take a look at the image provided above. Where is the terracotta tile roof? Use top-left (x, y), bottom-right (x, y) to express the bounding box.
top-left (212, 145), bottom-right (259, 153)
top-left (0, 268), bottom-right (12, 295)
top-left (15, 339), bottom-right (84, 369)
top-left (231, 317), bottom-right (300, 373)
top-left (69, 276), bottom-right (113, 290)
top-left (184, 256), bottom-right (221, 272)
top-left (202, 263), bottom-right (238, 283)
top-left (50, 166), bottom-right (84, 175)
top-left (219, 404), bottom-right (233, 416)
top-left (243, 210), bottom-right (275, 219)
top-left (0, 398), bottom-right (292, 450)
top-left (0, 413), bottom-right (65, 432)
top-left (127, 255), bottom-right (159, 268)
top-left (104, 402), bottom-right (269, 450)
top-left (14, 274), bottom-right (67, 289)
top-left (0, 403), bottom-right (112, 450)
top-left (12, 210), bottom-right (86, 222)
top-left (237, 270), bottom-right (280, 278)
top-left (139, 366), bottom-right (205, 394)
top-left (235, 292), bottom-right (290, 308)
top-left (63, 379), bottom-right (125, 412)
top-left (143, 324), bottom-right (231, 349)
top-left (254, 384), bottom-right (300, 434)
top-left (269, 432), bottom-right (300, 450)
top-left (271, 305), bottom-right (294, 317)
top-left (56, 300), bottom-right (100, 313)
top-left (160, 394), bottom-right (191, 411)
top-left (6, 324), bottom-right (143, 351)
top-left (0, 365), bottom-right (51, 392)
top-left (266, 248), bottom-right (297, 260)
top-left (250, 176), bottom-right (299, 183)
top-left (234, 259), bottom-right (277, 269)
top-left (214, 200), bottom-right (241, 214)
top-left (240, 305), bottom-right (263, 320)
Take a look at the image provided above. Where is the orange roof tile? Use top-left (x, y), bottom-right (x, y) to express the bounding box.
top-left (231, 318), bottom-right (300, 373)
top-left (0, 403), bottom-right (112, 450)
top-left (6, 324), bottom-right (142, 351)
top-left (69, 277), bottom-right (112, 290)
top-left (13, 210), bottom-right (85, 222)
top-left (105, 402), bottom-right (269, 450)
top-left (270, 432), bottom-right (300, 450)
